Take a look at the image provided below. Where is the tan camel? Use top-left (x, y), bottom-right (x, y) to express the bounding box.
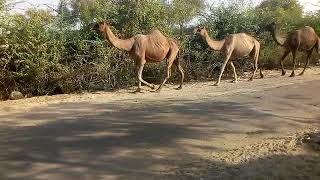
top-left (93, 21), bottom-right (184, 92)
top-left (266, 22), bottom-right (320, 77)
top-left (193, 27), bottom-right (263, 86)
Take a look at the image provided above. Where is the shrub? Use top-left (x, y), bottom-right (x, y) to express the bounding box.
top-left (0, 0), bottom-right (319, 99)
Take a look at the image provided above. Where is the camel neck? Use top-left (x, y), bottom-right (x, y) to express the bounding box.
top-left (203, 32), bottom-right (225, 51)
top-left (103, 26), bottom-right (134, 52)
top-left (271, 26), bottom-right (286, 46)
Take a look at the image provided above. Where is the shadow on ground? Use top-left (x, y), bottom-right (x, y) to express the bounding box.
top-left (0, 93), bottom-right (318, 180)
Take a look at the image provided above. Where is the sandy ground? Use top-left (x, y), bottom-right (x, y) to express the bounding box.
top-left (0, 67), bottom-right (320, 180)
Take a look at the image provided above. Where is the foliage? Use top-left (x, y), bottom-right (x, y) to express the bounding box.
top-left (0, 0), bottom-right (319, 99)
top-left (257, 0), bottom-right (303, 30)
top-left (168, 0), bottom-right (204, 31)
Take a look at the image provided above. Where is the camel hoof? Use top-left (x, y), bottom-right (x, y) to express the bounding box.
top-left (281, 72), bottom-right (286, 76)
top-left (248, 78), bottom-right (253, 81)
top-left (260, 75), bottom-right (264, 79)
top-left (214, 83), bottom-right (220, 86)
top-left (298, 73), bottom-right (304, 76)
top-left (153, 87), bottom-right (162, 93)
top-left (151, 84), bottom-right (156, 90)
top-left (133, 88), bottom-right (142, 93)
top-left (176, 86), bottom-right (182, 90)
top-left (289, 73), bottom-right (295, 77)
top-left (232, 80), bottom-right (238, 83)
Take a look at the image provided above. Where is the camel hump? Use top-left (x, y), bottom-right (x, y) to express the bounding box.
top-left (149, 29), bottom-right (164, 36)
top-left (148, 29), bottom-right (169, 43)
top-left (240, 32), bottom-right (255, 37)
top-left (305, 26), bottom-right (313, 29)
top-left (135, 34), bottom-right (145, 38)
top-left (302, 26), bottom-right (315, 31)
top-left (300, 26), bottom-right (316, 34)
top-left (230, 33), bottom-right (253, 39)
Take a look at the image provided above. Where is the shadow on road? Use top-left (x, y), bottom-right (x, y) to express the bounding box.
top-left (0, 90), bottom-right (319, 179)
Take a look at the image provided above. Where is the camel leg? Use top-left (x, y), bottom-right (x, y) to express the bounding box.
top-left (214, 51), bottom-right (232, 86)
top-left (136, 63), bottom-right (155, 92)
top-left (156, 60), bottom-right (174, 92)
top-left (250, 43), bottom-right (260, 81)
top-left (156, 43), bottom-right (179, 92)
top-left (280, 50), bottom-right (290, 76)
top-left (299, 50), bottom-right (312, 76)
top-left (230, 61), bottom-right (238, 83)
top-left (174, 58), bottom-right (184, 90)
top-left (249, 61), bottom-right (258, 81)
top-left (135, 65), bottom-right (143, 93)
top-left (259, 63), bottom-right (264, 78)
top-left (289, 50), bottom-right (297, 77)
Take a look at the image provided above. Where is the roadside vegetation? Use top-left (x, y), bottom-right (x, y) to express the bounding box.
top-left (0, 0), bottom-right (319, 99)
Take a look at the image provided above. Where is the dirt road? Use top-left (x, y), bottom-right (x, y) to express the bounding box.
top-left (0, 67), bottom-right (320, 180)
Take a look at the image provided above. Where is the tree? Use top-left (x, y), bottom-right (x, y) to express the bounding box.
top-left (257, 0), bottom-right (303, 30)
top-left (167, 0), bottom-right (205, 34)
top-left (114, 0), bottom-right (170, 35)
top-left (0, 0), bottom-right (5, 11)
top-left (259, 0), bottom-right (302, 10)
top-left (203, 0), bottom-right (259, 39)
top-left (57, 0), bottom-right (76, 25)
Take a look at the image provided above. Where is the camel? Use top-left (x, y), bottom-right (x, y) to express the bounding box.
top-left (93, 21), bottom-right (184, 92)
top-left (266, 22), bottom-right (320, 77)
top-left (193, 27), bottom-right (263, 86)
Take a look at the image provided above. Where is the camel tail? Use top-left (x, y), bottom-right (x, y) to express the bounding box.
top-left (177, 49), bottom-right (181, 61)
top-left (317, 38), bottom-right (320, 54)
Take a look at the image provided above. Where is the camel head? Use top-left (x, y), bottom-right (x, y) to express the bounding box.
top-left (93, 21), bottom-right (111, 34)
top-left (193, 27), bottom-right (208, 38)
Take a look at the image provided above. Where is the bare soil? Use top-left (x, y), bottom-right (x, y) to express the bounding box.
top-left (0, 67), bottom-right (320, 180)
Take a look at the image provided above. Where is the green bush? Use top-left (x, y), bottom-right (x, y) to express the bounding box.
top-left (0, 0), bottom-right (319, 99)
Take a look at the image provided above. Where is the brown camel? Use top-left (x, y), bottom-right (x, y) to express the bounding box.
top-left (266, 22), bottom-right (320, 77)
top-left (193, 27), bottom-right (263, 86)
top-left (93, 21), bottom-right (184, 92)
